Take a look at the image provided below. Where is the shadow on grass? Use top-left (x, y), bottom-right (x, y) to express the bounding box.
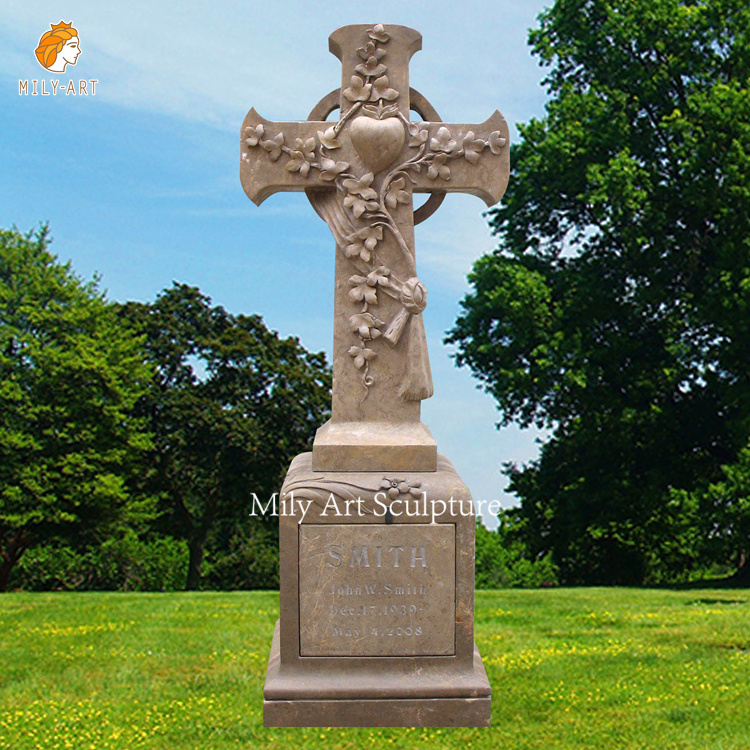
top-left (664, 573), bottom-right (750, 591)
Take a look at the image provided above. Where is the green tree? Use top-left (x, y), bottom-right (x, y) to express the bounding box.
top-left (475, 511), bottom-right (558, 588)
top-left (694, 442), bottom-right (750, 580)
top-left (120, 284), bottom-right (331, 590)
top-left (448, 0), bottom-right (750, 583)
top-left (0, 227), bottom-right (154, 591)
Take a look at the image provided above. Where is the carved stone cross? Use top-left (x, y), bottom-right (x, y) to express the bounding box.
top-left (240, 24), bottom-right (509, 472)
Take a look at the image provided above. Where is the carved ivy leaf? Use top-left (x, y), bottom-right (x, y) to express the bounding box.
top-left (344, 195), bottom-right (380, 219)
top-left (286, 150), bottom-right (311, 177)
top-left (345, 241), bottom-right (370, 263)
top-left (408, 122), bottom-right (429, 148)
top-left (244, 124), bottom-right (264, 147)
top-left (318, 127), bottom-right (341, 150)
top-left (343, 173), bottom-right (377, 200)
top-left (462, 131), bottom-right (487, 164)
top-left (261, 132), bottom-right (284, 161)
top-left (370, 75), bottom-right (399, 102)
top-left (355, 56), bottom-right (387, 78)
top-left (343, 174), bottom-right (379, 217)
top-left (286, 137), bottom-right (315, 177)
top-left (368, 24), bottom-right (390, 43)
top-left (348, 342), bottom-right (377, 369)
top-left (347, 225), bottom-right (383, 256)
top-left (345, 225), bottom-right (382, 262)
top-left (357, 41), bottom-right (386, 61)
top-left (320, 157), bottom-right (349, 181)
top-left (344, 75), bottom-right (372, 103)
top-left (427, 152), bottom-right (451, 181)
top-left (366, 266), bottom-right (391, 288)
top-left (349, 312), bottom-right (385, 340)
top-left (295, 137), bottom-right (316, 161)
top-left (489, 130), bottom-right (507, 154)
top-left (430, 126), bottom-right (457, 154)
top-left (348, 276), bottom-right (378, 305)
top-left (385, 177), bottom-right (410, 209)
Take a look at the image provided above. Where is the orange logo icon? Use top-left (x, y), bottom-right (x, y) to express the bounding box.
top-left (35, 21), bottom-right (81, 73)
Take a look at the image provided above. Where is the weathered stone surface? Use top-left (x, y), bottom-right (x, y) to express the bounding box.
top-left (260, 452), bottom-right (490, 724)
top-left (299, 523), bottom-right (455, 656)
top-left (311, 419), bottom-right (436, 471)
top-left (263, 622), bottom-right (491, 727)
top-left (261, 452), bottom-right (490, 726)
top-left (239, 22), bottom-right (508, 728)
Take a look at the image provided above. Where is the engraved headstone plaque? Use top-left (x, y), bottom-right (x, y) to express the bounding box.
top-left (239, 23), bottom-right (509, 728)
top-left (299, 524), bottom-right (455, 656)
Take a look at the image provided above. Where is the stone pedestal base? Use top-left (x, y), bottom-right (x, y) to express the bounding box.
top-left (263, 621), bottom-right (491, 727)
top-left (262, 452), bottom-right (491, 728)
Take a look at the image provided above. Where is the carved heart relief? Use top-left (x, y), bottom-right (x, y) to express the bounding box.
top-left (349, 116), bottom-right (405, 174)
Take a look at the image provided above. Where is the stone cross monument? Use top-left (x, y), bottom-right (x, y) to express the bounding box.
top-left (240, 24), bottom-right (509, 728)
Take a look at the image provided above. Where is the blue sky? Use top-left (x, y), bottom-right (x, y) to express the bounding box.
top-left (2, 1), bottom-right (552, 523)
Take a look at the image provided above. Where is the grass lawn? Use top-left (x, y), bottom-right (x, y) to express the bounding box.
top-left (1, 588), bottom-right (749, 749)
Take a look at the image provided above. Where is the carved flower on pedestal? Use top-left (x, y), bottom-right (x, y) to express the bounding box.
top-left (379, 477), bottom-right (423, 500)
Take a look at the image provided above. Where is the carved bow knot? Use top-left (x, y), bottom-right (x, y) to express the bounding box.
top-left (383, 276), bottom-right (427, 346)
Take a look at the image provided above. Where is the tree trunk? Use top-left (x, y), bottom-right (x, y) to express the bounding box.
top-left (0, 559), bottom-right (13, 593)
top-left (732, 550), bottom-right (750, 583)
top-left (185, 534), bottom-right (205, 591)
top-left (0, 531), bottom-right (29, 592)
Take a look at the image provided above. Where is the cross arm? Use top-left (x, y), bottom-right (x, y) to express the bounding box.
top-left (240, 108), bottom-right (345, 205)
top-left (406, 110), bottom-right (510, 207)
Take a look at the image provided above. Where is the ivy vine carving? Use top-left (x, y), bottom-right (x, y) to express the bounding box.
top-left (242, 23), bottom-right (507, 401)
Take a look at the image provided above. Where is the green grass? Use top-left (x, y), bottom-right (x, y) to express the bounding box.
top-left (1, 588), bottom-right (749, 749)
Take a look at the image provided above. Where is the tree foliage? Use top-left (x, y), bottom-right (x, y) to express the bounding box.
top-left (475, 512), bottom-right (558, 589)
top-left (0, 227), bottom-right (154, 590)
top-left (120, 284), bottom-right (331, 590)
top-left (448, 0), bottom-right (750, 583)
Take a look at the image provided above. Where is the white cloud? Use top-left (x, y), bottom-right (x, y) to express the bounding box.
top-left (3, 0), bottom-right (549, 131)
